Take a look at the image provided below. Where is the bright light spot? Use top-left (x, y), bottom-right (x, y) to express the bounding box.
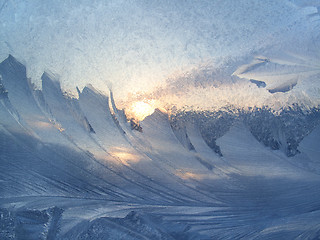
top-left (109, 147), bottom-right (144, 165)
top-left (176, 170), bottom-right (204, 180)
top-left (129, 100), bottom-right (155, 121)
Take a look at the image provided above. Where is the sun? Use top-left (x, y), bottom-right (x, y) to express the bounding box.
top-left (129, 100), bottom-right (155, 121)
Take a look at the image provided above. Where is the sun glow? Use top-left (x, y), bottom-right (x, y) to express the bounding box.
top-left (128, 100), bottom-right (155, 121)
top-left (110, 147), bottom-right (142, 165)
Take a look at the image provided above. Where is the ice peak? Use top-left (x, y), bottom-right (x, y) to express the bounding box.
top-left (0, 54), bottom-right (27, 79)
top-left (41, 71), bottom-right (61, 92)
